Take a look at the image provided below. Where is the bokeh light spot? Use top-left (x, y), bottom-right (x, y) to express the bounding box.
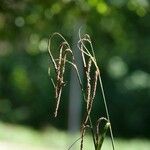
top-left (107, 56), bottom-right (128, 79)
top-left (15, 16), bottom-right (25, 27)
top-left (39, 39), bottom-right (47, 52)
top-left (11, 66), bottom-right (31, 92)
top-left (96, 2), bottom-right (109, 14)
top-left (124, 70), bottom-right (150, 90)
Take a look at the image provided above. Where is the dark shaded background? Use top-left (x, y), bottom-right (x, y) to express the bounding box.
top-left (0, 0), bottom-right (150, 138)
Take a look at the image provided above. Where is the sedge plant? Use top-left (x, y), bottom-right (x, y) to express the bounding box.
top-left (48, 31), bottom-right (115, 150)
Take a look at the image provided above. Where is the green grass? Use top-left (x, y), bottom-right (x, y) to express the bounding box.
top-left (0, 122), bottom-right (150, 150)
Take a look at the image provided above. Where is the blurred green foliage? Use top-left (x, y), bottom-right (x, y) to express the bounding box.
top-left (0, 0), bottom-right (150, 138)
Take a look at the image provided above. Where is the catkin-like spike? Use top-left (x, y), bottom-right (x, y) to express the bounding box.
top-left (54, 43), bottom-right (74, 117)
top-left (83, 59), bottom-right (92, 124)
top-left (87, 69), bottom-right (99, 121)
top-left (54, 43), bottom-right (69, 117)
top-left (92, 69), bottom-right (99, 100)
top-left (86, 59), bottom-right (92, 110)
top-left (54, 45), bottom-right (64, 117)
top-left (81, 44), bottom-right (86, 68)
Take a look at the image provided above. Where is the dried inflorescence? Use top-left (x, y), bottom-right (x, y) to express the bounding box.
top-left (48, 32), bottom-right (115, 150)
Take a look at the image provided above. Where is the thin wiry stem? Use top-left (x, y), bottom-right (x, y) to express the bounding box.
top-left (81, 44), bottom-right (86, 68)
top-left (48, 66), bottom-right (56, 88)
top-left (89, 116), bottom-right (97, 149)
top-left (80, 125), bottom-right (91, 150)
top-left (65, 60), bottom-right (83, 90)
top-left (48, 32), bottom-right (70, 71)
top-left (98, 75), bottom-right (115, 150)
top-left (67, 135), bottom-right (85, 150)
